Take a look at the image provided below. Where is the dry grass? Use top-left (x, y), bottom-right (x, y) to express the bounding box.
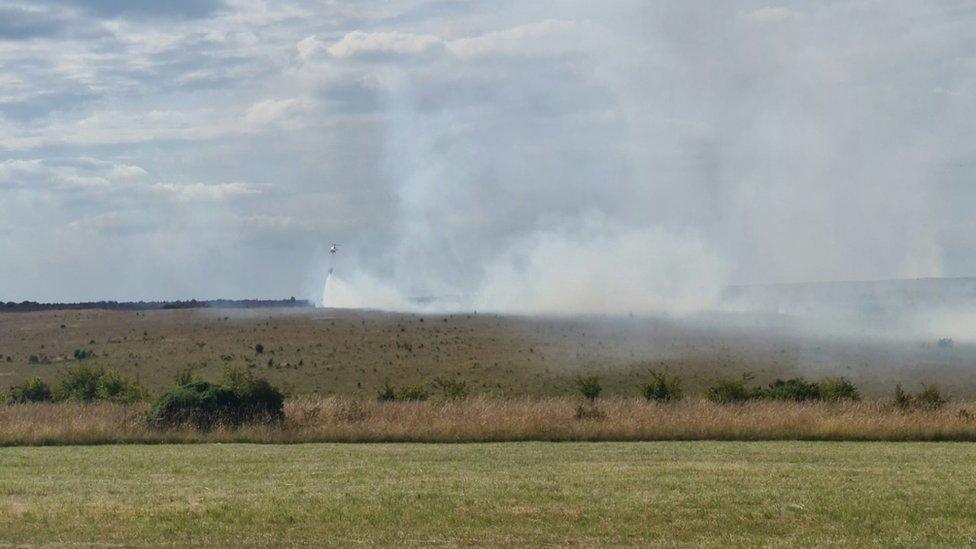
top-left (4, 397), bottom-right (976, 445)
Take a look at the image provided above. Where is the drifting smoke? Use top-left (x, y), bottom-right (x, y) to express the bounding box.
top-left (1, 2), bottom-right (972, 318)
top-left (315, 2), bottom-right (972, 322)
top-left (322, 270), bottom-right (412, 311)
top-left (473, 224), bottom-right (727, 315)
top-left (323, 220), bottom-right (727, 314)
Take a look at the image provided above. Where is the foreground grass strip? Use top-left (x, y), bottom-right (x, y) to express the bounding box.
top-left (1, 442), bottom-right (976, 546)
top-left (4, 398), bottom-right (976, 445)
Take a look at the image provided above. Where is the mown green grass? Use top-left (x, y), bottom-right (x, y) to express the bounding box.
top-left (2, 442), bottom-right (976, 546)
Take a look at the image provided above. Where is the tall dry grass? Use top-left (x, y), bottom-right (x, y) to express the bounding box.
top-left (4, 397), bottom-right (976, 445)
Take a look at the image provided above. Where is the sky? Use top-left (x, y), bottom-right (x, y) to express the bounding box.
top-left (1, 1), bottom-right (975, 309)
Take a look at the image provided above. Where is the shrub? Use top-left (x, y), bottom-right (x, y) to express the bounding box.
top-left (8, 377), bottom-right (53, 403)
top-left (893, 383), bottom-right (947, 411)
top-left (148, 381), bottom-right (241, 429)
top-left (223, 367), bottom-right (284, 423)
top-left (254, 343), bottom-right (264, 355)
top-left (576, 375), bottom-right (602, 402)
top-left (707, 375), bottom-right (861, 404)
top-left (148, 374), bottom-right (284, 430)
top-left (94, 371), bottom-right (146, 404)
top-left (175, 365), bottom-right (199, 385)
top-left (54, 365), bottom-right (105, 401)
top-left (707, 374), bottom-right (754, 404)
top-left (432, 377), bottom-right (469, 401)
top-left (53, 365), bottom-right (145, 403)
top-left (757, 378), bottom-right (822, 401)
top-left (377, 381), bottom-right (396, 402)
top-left (819, 377), bottom-right (861, 402)
top-left (642, 370), bottom-right (682, 402)
top-left (73, 349), bottom-right (95, 360)
top-left (915, 384), bottom-right (947, 410)
top-left (397, 384), bottom-right (430, 401)
top-left (893, 384), bottom-right (912, 410)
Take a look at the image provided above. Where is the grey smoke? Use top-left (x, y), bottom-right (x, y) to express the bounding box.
top-left (1, 1), bottom-right (974, 315)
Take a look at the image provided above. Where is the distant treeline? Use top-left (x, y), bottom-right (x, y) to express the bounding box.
top-left (1, 297), bottom-right (313, 313)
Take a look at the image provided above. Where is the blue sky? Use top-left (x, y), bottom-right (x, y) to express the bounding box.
top-left (1, 1), bottom-right (974, 308)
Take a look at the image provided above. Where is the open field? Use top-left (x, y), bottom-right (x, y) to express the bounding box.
top-left (5, 398), bottom-right (976, 445)
top-left (2, 441), bottom-right (976, 546)
top-left (1, 307), bottom-right (974, 399)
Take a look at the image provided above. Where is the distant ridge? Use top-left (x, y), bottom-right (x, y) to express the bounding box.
top-left (1, 298), bottom-right (314, 313)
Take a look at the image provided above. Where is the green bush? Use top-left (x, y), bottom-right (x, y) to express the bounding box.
top-left (756, 378), bottom-right (822, 401)
top-left (175, 365), bottom-right (199, 385)
top-left (377, 381), bottom-right (396, 402)
top-left (893, 384), bottom-right (912, 410)
top-left (9, 377), bottom-right (53, 403)
top-left (148, 374), bottom-right (284, 430)
top-left (708, 375), bottom-right (862, 404)
top-left (397, 384), bottom-right (430, 401)
top-left (819, 377), bottom-right (861, 402)
top-left (707, 375), bottom-right (754, 404)
top-left (897, 384), bottom-right (947, 411)
top-left (53, 365), bottom-right (143, 403)
top-left (54, 365), bottom-right (104, 401)
top-left (148, 381), bottom-right (241, 429)
top-left (432, 377), bottom-right (469, 400)
top-left (576, 375), bottom-right (602, 402)
top-left (642, 370), bottom-right (682, 402)
top-left (223, 367), bottom-right (284, 423)
top-left (916, 384), bottom-right (948, 410)
top-left (73, 349), bottom-right (95, 360)
top-left (94, 371), bottom-right (146, 404)
top-left (893, 383), bottom-right (947, 411)
top-left (376, 381), bottom-right (441, 402)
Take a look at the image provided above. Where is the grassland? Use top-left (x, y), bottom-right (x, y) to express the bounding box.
top-left (4, 398), bottom-right (976, 445)
top-left (1, 308), bottom-right (974, 399)
top-left (2, 441), bottom-right (976, 546)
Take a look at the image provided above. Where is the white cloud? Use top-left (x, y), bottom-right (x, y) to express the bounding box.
top-left (326, 30), bottom-right (443, 59)
top-left (235, 214), bottom-right (313, 232)
top-left (743, 7), bottom-right (795, 24)
top-left (296, 35), bottom-right (321, 61)
top-left (0, 109), bottom-right (236, 150)
top-left (244, 98), bottom-right (314, 127)
top-left (67, 210), bottom-right (158, 235)
top-left (0, 158), bottom-right (147, 191)
top-left (446, 20), bottom-right (582, 58)
top-left (311, 20), bottom-right (585, 63)
top-left (150, 182), bottom-right (262, 201)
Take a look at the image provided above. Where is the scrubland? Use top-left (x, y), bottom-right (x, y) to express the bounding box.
top-left (3, 308), bottom-right (976, 399)
top-left (3, 308), bottom-right (976, 545)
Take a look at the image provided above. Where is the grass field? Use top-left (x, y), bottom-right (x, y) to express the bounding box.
top-left (2, 308), bottom-right (974, 399)
top-left (1, 441), bottom-right (975, 546)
